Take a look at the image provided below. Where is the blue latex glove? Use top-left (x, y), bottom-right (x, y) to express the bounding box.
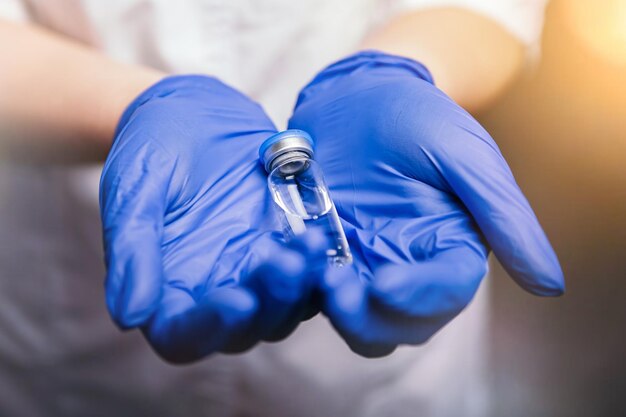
top-left (100, 75), bottom-right (325, 363)
top-left (289, 51), bottom-right (565, 357)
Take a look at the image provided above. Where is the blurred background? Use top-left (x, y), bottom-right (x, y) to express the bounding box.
top-left (481, 0), bottom-right (626, 415)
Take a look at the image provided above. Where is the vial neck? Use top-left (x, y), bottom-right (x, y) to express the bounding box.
top-left (269, 150), bottom-right (312, 173)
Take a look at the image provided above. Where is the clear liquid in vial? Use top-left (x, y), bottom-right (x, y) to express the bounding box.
top-left (268, 159), bottom-right (352, 267)
top-left (281, 204), bottom-right (352, 267)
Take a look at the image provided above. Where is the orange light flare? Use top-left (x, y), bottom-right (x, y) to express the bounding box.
top-left (562, 0), bottom-right (626, 67)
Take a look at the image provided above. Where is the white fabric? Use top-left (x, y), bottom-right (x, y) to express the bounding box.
top-left (0, 1), bottom-right (544, 416)
top-left (0, 0), bottom-right (27, 21)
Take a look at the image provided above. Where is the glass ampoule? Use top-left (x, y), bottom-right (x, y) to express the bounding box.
top-left (259, 130), bottom-right (352, 266)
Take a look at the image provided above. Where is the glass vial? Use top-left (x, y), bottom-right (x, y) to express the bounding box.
top-left (259, 130), bottom-right (352, 266)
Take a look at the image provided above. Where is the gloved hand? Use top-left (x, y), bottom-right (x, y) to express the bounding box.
top-left (289, 51), bottom-right (565, 357)
top-left (100, 75), bottom-right (325, 363)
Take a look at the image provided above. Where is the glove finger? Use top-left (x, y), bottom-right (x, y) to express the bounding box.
top-left (320, 266), bottom-right (398, 357)
top-left (240, 230), bottom-right (328, 343)
top-left (143, 285), bottom-right (258, 363)
top-left (423, 116), bottom-right (564, 296)
top-left (368, 245), bottom-right (487, 318)
top-left (322, 261), bottom-right (474, 356)
top-left (100, 142), bottom-right (169, 328)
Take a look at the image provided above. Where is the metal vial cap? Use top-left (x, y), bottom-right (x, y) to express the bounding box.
top-left (258, 129), bottom-right (314, 173)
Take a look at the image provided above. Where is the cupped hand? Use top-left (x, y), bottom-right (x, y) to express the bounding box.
top-left (289, 51), bottom-right (564, 357)
top-left (100, 76), bottom-right (325, 363)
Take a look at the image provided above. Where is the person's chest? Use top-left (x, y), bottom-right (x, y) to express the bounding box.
top-left (22, 0), bottom-right (379, 70)
top-left (24, 0), bottom-right (380, 123)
